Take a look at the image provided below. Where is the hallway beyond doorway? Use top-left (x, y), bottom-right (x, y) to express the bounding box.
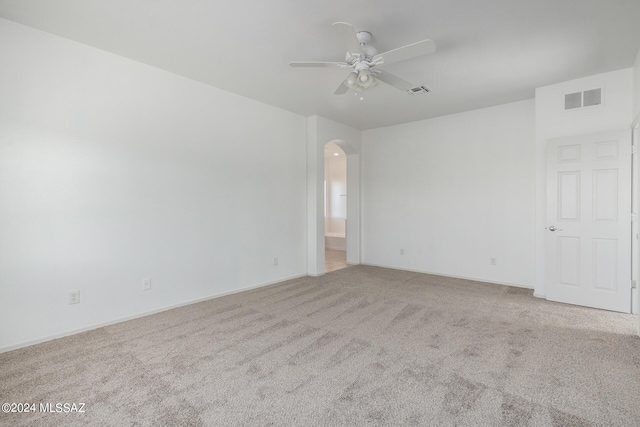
top-left (325, 249), bottom-right (348, 273)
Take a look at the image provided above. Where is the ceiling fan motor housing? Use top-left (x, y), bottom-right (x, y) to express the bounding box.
top-left (361, 44), bottom-right (377, 59)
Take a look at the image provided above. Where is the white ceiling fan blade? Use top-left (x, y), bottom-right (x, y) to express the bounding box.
top-left (373, 39), bottom-right (435, 66)
top-left (375, 70), bottom-right (416, 92)
top-left (334, 80), bottom-right (350, 95)
top-left (289, 61), bottom-right (348, 68)
top-left (332, 22), bottom-right (363, 57)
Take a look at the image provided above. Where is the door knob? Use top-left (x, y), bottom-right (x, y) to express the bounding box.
top-left (548, 225), bottom-right (563, 231)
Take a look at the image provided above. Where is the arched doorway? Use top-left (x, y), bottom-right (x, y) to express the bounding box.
top-left (305, 116), bottom-right (360, 277)
top-left (324, 142), bottom-right (348, 272)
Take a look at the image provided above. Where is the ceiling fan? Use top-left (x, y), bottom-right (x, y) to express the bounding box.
top-left (289, 22), bottom-right (435, 96)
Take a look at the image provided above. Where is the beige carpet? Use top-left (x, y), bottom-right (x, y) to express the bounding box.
top-left (1, 266), bottom-right (639, 426)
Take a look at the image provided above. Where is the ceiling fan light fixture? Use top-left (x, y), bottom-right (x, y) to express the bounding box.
top-left (357, 69), bottom-right (374, 89)
top-left (345, 71), bottom-right (359, 88)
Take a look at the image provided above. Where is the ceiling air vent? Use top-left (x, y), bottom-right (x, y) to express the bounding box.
top-left (564, 88), bottom-right (602, 110)
top-left (408, 86), bottom-right (430, 95)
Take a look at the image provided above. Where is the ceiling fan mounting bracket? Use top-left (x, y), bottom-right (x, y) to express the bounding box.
top-left (356, 31), bottom-right (372, 45)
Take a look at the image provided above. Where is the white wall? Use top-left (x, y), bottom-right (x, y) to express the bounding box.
top-left (0, 19), bottom-right (307, 351)
top-left (534, 68), bottom-right (634, 298)
top-left (633, 51), bottom-right (640, 327)
top-left (634, 49), bottom-right (640, 121)
top-left (325, 156), bottom-right (347, 236)
top-left (361, 99), bottom-right (535, 288)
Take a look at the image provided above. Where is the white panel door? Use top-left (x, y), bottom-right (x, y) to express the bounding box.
top-left (546, 131), bottom-right (631, 313)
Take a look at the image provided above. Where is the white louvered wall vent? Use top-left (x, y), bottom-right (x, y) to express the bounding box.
top-left (564, 88), bottom-right (602, 110)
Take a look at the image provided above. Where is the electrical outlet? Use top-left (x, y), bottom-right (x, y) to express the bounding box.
top-left (69, 291), bottom-right (80, 304)
top-left (400, 249), bottom-right (404, 255)
top-left (142, 278), bottom-right (151, 290)
top-left (490, 257), bottom-right (497, 266)
top-left (273, 257), bottom-right (279, 266)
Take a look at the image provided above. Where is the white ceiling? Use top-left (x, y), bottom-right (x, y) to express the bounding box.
top-left (2, 0), bottom-right (640, 130)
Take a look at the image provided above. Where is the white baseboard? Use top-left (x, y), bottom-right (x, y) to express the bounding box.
top-left (533, 292), bottom-right (546, 299)
top-left (360, 262), bottom-right (534, 290)
top-left (0, 273), bottom-right (307, 354)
